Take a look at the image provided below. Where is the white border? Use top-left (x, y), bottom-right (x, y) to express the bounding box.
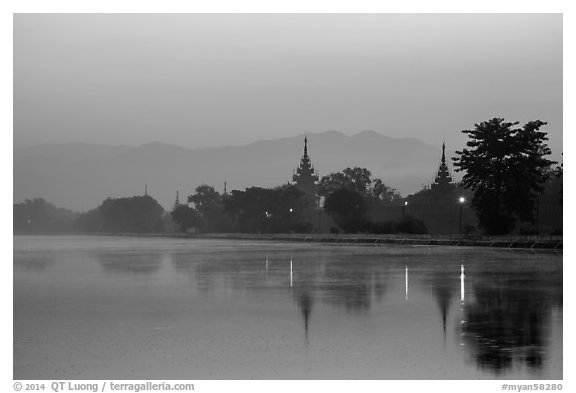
top-left (4, 2), bottom-right (572, 393)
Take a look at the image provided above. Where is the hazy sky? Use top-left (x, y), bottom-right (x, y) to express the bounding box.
top-left (14, 13), bottom-right (563, 158)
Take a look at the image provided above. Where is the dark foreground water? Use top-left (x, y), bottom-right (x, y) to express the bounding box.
top-left (13, 235), bottom-right (562, 380)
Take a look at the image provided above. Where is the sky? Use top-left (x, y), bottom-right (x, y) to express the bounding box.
top-left (13, 13), bottom-right (563, 158)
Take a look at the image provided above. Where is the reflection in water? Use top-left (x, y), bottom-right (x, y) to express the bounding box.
top-left (183, 249), bottom-right (561, 377)
top-left (461, 265), bottom-right (465, 303)
top-left (177, 251), bottom-right (390, 314)
top-left (97, 252), bottom-right (162, 276)
top-left (290, 259), bottom-right (293, 288)
top-left (13, 252), bottom-right (56, 273)
top-left (322, 265), bottom-right (371, 312)
top-left (14, 237), bottom-right (563, 380)
top-left (293, 286), bottom-right (314, 345)
top-left (426, 266), bottom-right (458, 338)
top-left (462, 267), bottom-right (561, 375)
top-left (405, 265), bottom-right (409, 301)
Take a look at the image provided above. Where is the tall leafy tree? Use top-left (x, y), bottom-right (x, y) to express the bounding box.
top-left (75, 195), bottom-right (164, 233)
top-left (318, 167), bottom-right (401, 232)
top-left (370, 178), bottom-right (402, 205)
top-left (223, 185), bottom-right (306, 233)
top-left (189, 185), bottom-right (220, 212)
top-left (323, 188), bottom-right (369, 233)
top-left (319, 167), bottom-right (373, 197)
top-left (171, 204), bottom-right (202, 232)
top-left (188, 185), bottom-right (233, 232)
top-left (453, 118), bottom-right (555, 234)
top-left (319, 167), bottom-right (400, 204)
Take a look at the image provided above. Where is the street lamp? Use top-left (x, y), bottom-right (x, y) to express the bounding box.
top-left (458, 197), bottom-right (465, 235)
top-left (403, 201), bottom-right (408, 220)
top-left (264, 211), bottom-right (271, 233)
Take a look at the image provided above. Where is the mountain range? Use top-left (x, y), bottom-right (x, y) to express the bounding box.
top-left (14, 130), bottom-right (456, 212)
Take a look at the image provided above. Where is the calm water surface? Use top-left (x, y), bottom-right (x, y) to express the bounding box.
top-left (13, 235), bottom-right (563, 379)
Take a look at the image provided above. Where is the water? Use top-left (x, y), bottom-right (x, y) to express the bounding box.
top-left (13, 235), bottom-right (563, 380)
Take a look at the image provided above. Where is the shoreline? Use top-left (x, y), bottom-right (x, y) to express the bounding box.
top-left (194, 233), bottom-right (563, 250)
top-left (15, 232), bottom-right (563, 250)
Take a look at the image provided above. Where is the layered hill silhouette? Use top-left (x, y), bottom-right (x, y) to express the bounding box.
top-left (14, 130), bottom-right (455, 211)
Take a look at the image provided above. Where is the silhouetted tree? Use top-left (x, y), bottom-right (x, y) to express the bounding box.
top-left (223, 185), bottom-right (307, 233)
top-left (171, 204), bottom-right (202, 232)
top-left (367, 216), bottom-right (428, 234)
top-left (318, 167), bottom-right (401, 232)
top-left (319, 167), bottom-right (373, 197)
top-left (453, 118), bottom-right (555, 234)
top-left (319, 167), bottom-right (401, 203)
top-left (189, 185), bottom-right (220, 212)
top-left (14, 198), bottom-right (77, 233)
top-left (75, 195), bottom-right (164, 233)
top-left (394, 216), bottom-right (428, 234)
top-left (323, 188), bottom-right (369, 233)
top-left (370, 178), bottom-right (402, 205)
top-left (188, 185), bottom-right (233, 232)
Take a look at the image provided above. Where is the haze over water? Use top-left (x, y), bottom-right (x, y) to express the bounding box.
top-left (14, 236), bottom-right (562, 380)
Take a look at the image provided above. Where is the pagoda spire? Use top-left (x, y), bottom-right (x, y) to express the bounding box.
top-left (432, 141), bottom-right (453, 189)
top-left (292, 135), bottom-right (319, 204)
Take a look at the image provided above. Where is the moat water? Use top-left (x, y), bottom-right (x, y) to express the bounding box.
top-left (13, 235), bottom-right (563, 379)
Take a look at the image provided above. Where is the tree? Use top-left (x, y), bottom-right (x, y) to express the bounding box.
top-left (453, 118), bottom-right (555, 235)
top-left (319, 167), bottom-right (373, 198)
top-left (370, 178), bottom-right (402, 205)
top-left (223, 185), bottom-right (307, 233)
top-left (13, 198), bottom-right (78, 233)
top-left (188, 185), bottom-right (233, 232)
top-left (319, 167), bottom-right (401, 204)
top-left (318, 167), bottom-right (401, 232)
top-left (171, 204), bottom-right (202, 232)
top-left (189, 185), bottom-right (220, 212)
top-left (324, 188), bottom-right (370, 233)
top-left (75, 195), bottom-right (165, 233)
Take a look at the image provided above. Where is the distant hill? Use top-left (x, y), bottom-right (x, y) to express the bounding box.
top-left (14, 131), bottom-right (456, 211)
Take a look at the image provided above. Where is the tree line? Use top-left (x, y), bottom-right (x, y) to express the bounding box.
top-left (14, 117), bottom-right (562, 236)
top-left (170, 168), bottom-right (424, 234)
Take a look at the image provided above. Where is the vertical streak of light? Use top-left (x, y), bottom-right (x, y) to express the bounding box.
top-left (460, 264), bottom-right (465, 303)
top-left (459, 264), bottom-right (466, 346)
top-left (290, 259), bottom-right (293, 288)
top-left (405, 265), bottom-right (408, 301)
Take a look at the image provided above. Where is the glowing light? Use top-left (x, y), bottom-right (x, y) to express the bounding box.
top-left (290, 259), bottom-right (293, 288)
top-left (460, 265), bottom-right (465, 302)
top-left (405, 265), bottom-right (409, 301)
top-left (459, 196), bottom-right (465, 204)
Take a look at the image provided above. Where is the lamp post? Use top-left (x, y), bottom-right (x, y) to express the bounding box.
top-left (265, 211), bottom-right (271, 233)
top-left (458, 197), bottom-right (465, 235)
top-left (403, 201), bottom-right (408, 220)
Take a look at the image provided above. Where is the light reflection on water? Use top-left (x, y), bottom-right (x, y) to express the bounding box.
top-left (13, 235), bottom-right (562, 380)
